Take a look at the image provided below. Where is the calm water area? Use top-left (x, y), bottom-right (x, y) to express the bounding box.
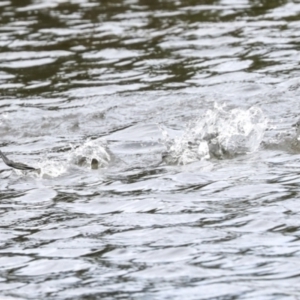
top-left (1, 0), bottom-right (300, 299)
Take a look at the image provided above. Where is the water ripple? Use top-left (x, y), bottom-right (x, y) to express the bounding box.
top-left (1, 0), bottom-right (300, 299)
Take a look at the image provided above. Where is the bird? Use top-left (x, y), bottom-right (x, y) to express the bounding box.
top-left (0, 150), bottom-right (38, 171)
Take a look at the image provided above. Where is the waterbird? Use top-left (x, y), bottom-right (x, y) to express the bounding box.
top-left (0, 150), bottom-right (38, 171)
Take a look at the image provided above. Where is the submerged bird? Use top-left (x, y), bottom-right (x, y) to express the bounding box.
top-left (0, 150), bottom-right (38, 171)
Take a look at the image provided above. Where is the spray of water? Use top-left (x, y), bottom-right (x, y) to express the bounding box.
top-left (31, 139), bottom-right (111, 178)
top-left (68, 138), bottom-right (111, 169)
top-left (36, 159), bottom-right (67, 178)
top-left (161, 104), bottom-right (267, 165)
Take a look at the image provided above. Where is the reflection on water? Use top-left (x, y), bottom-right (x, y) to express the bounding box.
top-left (0, 0), bottom-right (298, 96)
top-left (1, 0), bottom-right (300, 299)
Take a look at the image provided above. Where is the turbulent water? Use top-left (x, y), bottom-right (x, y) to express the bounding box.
top-left (2, 0), bottom-right (300, 299)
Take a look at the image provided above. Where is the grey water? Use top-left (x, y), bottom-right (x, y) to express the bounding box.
top-left (1, 0), bottom-right (300, 299)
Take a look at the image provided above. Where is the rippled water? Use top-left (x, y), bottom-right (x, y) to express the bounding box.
top-left (1, 0), bottom-right (300, 299)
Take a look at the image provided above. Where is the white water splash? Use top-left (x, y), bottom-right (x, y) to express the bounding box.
top-left (162, 104), bottom-right (268, 165)
top-left (30, 139), bottom-right (111, 178)
top-left (36, 159), bottom-right (67, 178)
top-left (68, 138), bottom-right (111, 169)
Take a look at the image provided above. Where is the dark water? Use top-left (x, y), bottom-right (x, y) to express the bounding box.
top-left (1, 0), bottom-right (300, 299)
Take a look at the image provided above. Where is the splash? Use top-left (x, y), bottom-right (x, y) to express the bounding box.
top-left (162, 104), bottom-right (267, 165)
top-left (36, 159), bottom-right (67, 178)
top-left (68, 138), bottom-right (111, 169)
top-left (28, 139), bottom-right (111, 178)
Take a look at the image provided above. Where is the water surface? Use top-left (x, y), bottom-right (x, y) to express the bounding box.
top-left (1, 0), bottom-right (300, 299)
